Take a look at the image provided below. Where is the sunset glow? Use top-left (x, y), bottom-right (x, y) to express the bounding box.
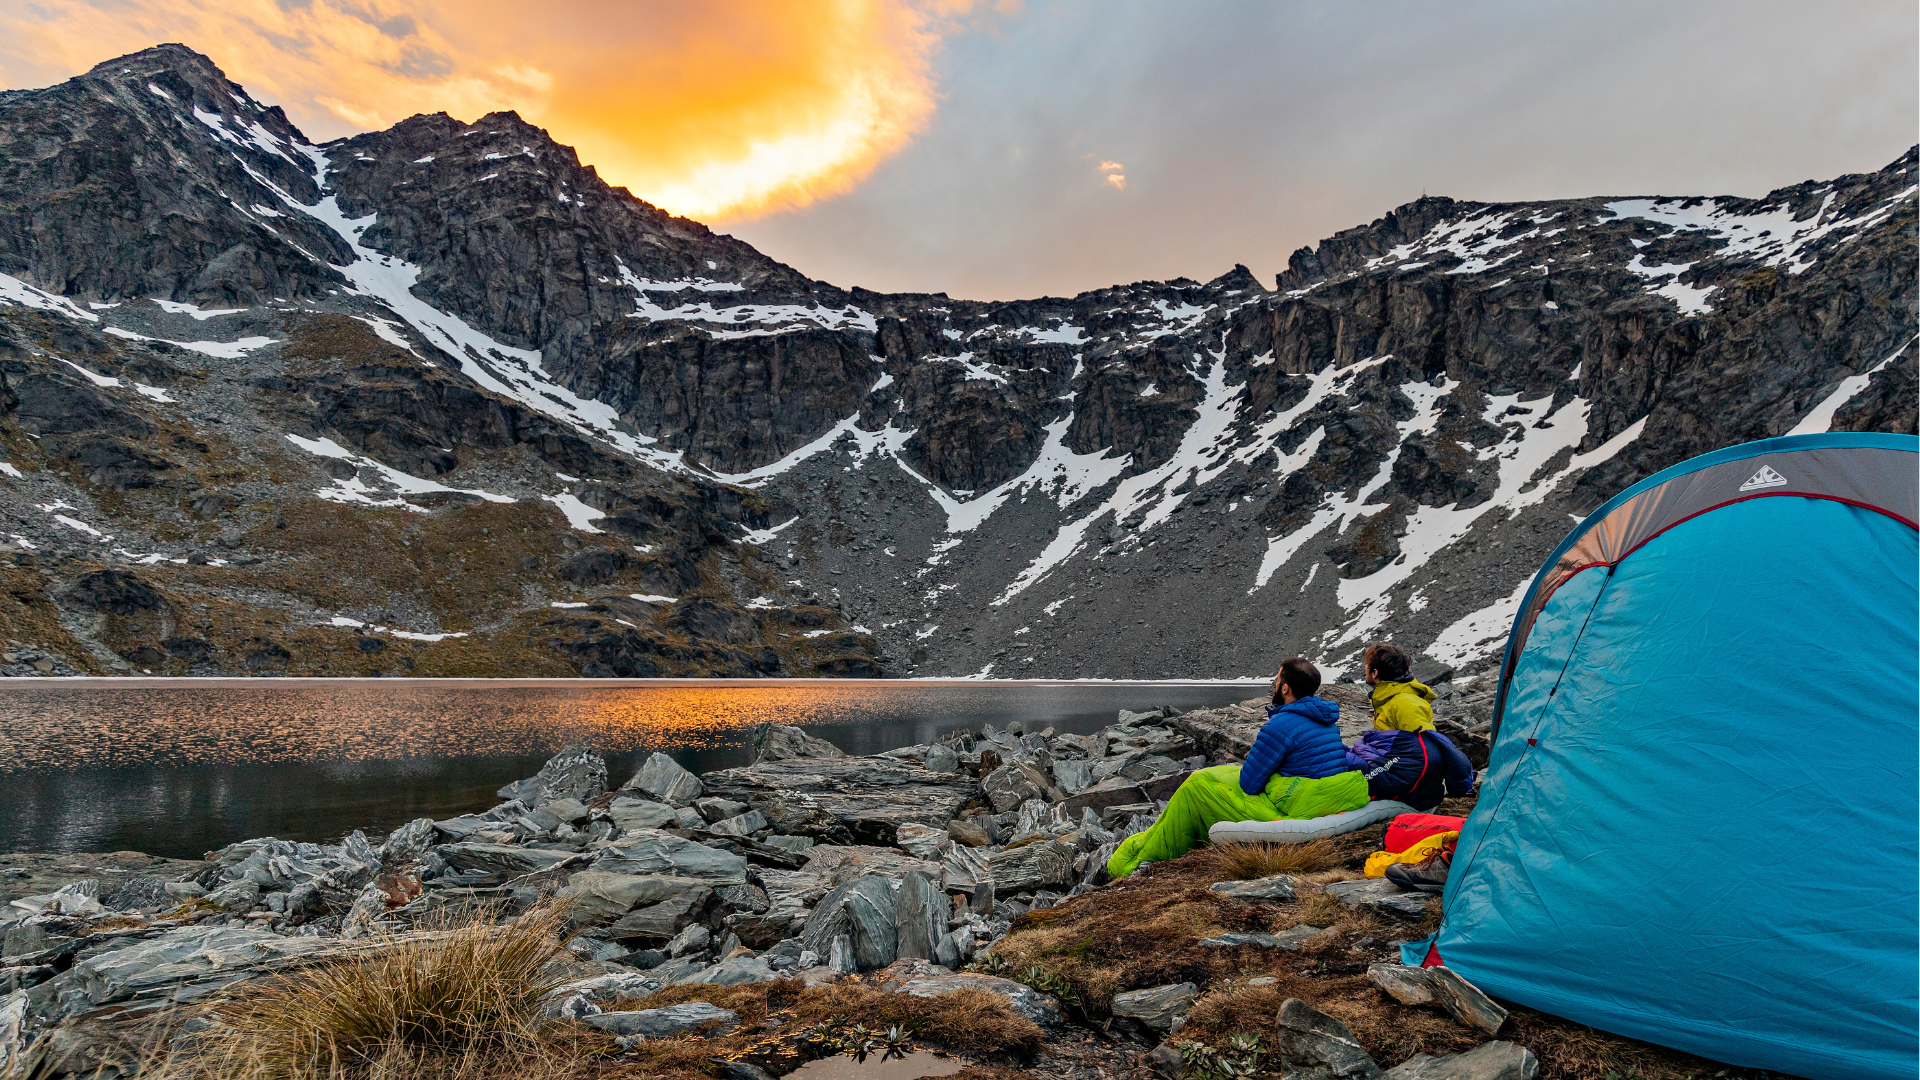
top-left (0, 0), bottom-right (995, 221)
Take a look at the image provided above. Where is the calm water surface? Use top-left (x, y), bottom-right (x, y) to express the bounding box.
top-left (0, 679), bottom-right (1257, 859)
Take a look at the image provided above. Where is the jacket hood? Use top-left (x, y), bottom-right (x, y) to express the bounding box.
top-left (1269, 695), bottom-right (1342, 725)
top-left (1370, 680), bottom-right (1437, 707)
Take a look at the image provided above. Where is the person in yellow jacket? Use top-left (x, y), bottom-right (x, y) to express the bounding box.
top-left (1365, 642), bottom-right (1436, 732)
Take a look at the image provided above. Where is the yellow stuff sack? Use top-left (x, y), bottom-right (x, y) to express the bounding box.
top-left (1364, 831), bottom-right (1458, 878)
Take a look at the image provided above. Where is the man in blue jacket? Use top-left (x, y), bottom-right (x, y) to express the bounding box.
top-left (1240, 657), bottom-right (1349, 794)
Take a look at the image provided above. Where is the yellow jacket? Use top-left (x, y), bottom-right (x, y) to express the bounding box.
top-left (1370, 679), bottom-right (1437, 732)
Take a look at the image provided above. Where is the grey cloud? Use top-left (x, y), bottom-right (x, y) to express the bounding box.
top-left (724, 0), bottom-right (1917, 300)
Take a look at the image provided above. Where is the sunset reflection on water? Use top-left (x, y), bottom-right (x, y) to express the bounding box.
top-left (0, 679), bottom-right (1258, 856)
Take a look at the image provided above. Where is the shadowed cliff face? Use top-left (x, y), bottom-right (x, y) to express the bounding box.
top-left (0, 44), bottom-right (1912, 679)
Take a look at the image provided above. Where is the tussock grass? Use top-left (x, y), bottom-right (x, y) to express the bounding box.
top-left (157, 910), bottom-right (580, 1080)
top-left (1193, 838), bottom-right (1343, 880)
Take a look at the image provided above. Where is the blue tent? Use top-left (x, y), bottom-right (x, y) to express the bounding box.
top-left (1404, 432), bottom-right (1919, 1080)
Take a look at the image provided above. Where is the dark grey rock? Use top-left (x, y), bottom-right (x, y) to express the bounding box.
top-left (1209, 875), bottom-right (1296, 901)
top-left (436, 844), bottom-right (575, 877)
top-left (676, 956), bottom-right (780, 986)
top-left (749, 722), bottom-right (847, 763)
top-left (922, 744), bottom-right (960, 774)
top-left (608, 798), bottom-right (677, 834)
top-left (609, 887), bottom-right (713, 940)
top-left (1325, 879), bottom-right (1436, 923)
top-left (529, 744), bottom-right (608, 807)
top-left (1111, 982), bottom-right (1198, 1033)
top-left (893, 870), bottom-right (949, 961)
top-left (707, 810), bottom-right (769, 838)
top-left (596, 830), bottom-right (747, 884)
top-left (700, 757), bottom-right (978, 846)
top-left (1275, 997), bottom-right (1382, 1079)
top-left (982, 762), bottom-right (1053, 814)
top-left (582, 1002), bottom-right (737, 1037)
top-left (1383, 1041), bottom-right (1538, 1080)
top-left (986, 840), bottom-right (1075, 894)
top-left (694, 798), bottom-right (751, 823)
top-left (625, 753), bottom-right (703, 806)
top-left (555, 872), bottom-right (696, 924)
top-left (895, 973), bottom-right (1061, 1025)
top-left (800, 874), bottom-right (896, 972)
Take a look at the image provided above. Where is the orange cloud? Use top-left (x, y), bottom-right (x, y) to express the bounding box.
top-left (0, 0), bottom-right (1003, 221)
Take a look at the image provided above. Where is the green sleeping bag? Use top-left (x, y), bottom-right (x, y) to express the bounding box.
top-left (1105, 765), bottom-right (1369, 879)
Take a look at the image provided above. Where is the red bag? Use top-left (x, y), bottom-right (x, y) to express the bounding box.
top-left (1384, 813), bottom-right (1467, 853)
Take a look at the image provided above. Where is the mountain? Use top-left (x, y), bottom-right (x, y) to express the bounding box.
top-left (0, 44), bottom-right (1912, 679)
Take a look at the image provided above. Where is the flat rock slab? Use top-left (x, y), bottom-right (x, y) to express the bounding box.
top-left (1383, 1041), bottom-right (1538, 1080)
top-left (436, 843), bottom-right (576, 877)
top-left (0, 852), bottom-right (206, 907)
top-left (1209, 875), bottom-right (1296, 901)
top-left (1111, 982), bottom-right (1199, 1032)
top-left (700, 758), bottom-right (978, 846)
top-left (583, 1002), bottom-right (738, 1037)
top-left (1201, 925), bottom-right (1323, 950)
top-left (1323, 879), bottom-right (1434, 923)
top-left (555, 871), bottom-right (700, 924)
top-left (596, 830), bottom-right (748, 885)
top-left (896, 973), bottom-right (1062, 1025)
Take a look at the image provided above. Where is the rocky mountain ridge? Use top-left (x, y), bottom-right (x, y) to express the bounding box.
top-left (0, 44), bottom-right (1913, 678)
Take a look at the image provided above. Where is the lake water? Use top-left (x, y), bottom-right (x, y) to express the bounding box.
top-left (0, 679), bottom-right (1258, 859)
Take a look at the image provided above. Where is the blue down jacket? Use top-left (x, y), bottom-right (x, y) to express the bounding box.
top-left (1346, 729), bottom-right (1476, 810)
top-left (1239, 696), bottom-right (1349, 794)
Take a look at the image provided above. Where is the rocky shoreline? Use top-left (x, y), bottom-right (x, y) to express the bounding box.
top-left (0, 680), bottom-right (1570, 1080)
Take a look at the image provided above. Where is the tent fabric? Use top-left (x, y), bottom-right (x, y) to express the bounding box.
top-left (1404, 433), bottom-right (1919, 1080)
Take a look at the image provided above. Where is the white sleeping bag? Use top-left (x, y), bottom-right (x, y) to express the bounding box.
top-left (1208, 800), bottom-right (1416, 845)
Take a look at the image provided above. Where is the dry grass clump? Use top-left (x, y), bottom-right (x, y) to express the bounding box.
top-left (1192, 838), bottom-right (1343, 880)
top-left (158, 909), bottom-right (585, 1080)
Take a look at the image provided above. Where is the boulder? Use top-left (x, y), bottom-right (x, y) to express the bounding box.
top-left (1209, 875), bottom-right (1296, 901)
top-left (1111, 982), bottom-right (1198, 1034)
top-left (378, 818), bottom-right (437, 866)
top-left (700, 757), bottom-right (977, 846)
top-left (531, 744), bottom-right (608, 807)
top-left (1051, 759), bottom-right (1093, 794)
top-left (941, 843), bottom-right (993, 897)
top-left (436, 844), bottom-right (576, 877)
top-left (596, 830), bottom-right (748, 885)
top-left (624, 753), bottom-right (703, 806)
top-left (582, 1002), bottom-right (737, 1037)
top-left (895, 973), bottom-right (1061, 1025)
top-left (609, 887), bottom-right (713, 940)
top-left (1324, 879), bottom-right (1434, 923)
top-left (893, 870), bottom-right (949, 961)
top-left (666, 924), bottom-right (711, 958)
top-left (1383, 1041), bottom-right (1538, 1080)
top-left (985, 840), bottom-right (1074, 893)
top-left (545, 798), bottom-right (591, 824)
top-left (800, 874), bottom-right (897, 972)
top-left (554, 872), bottom-right (698, 925)
top-left (608, 798), bottom-right (677, 834)
top-left (922, 744), bottom-right (960, 774)
top-left (982, 762), bottom-right (1052, 813)
top-left (749, 722), bottom-right (847, 763)
top-left (1275, 998), bottom-right (1382, 1079)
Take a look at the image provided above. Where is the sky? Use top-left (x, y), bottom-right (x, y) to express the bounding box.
top-left (1, 0), bottom-right (1913, 300)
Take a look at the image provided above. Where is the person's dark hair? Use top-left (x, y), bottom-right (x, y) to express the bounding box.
top-left (1365, 642), bottom-right (1411, 682)
top-left (1274, 657), bottom-right (1321, 703)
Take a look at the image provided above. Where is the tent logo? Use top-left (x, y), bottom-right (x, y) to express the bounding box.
top-left (1738, 464), bottom-right (1789, 491)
